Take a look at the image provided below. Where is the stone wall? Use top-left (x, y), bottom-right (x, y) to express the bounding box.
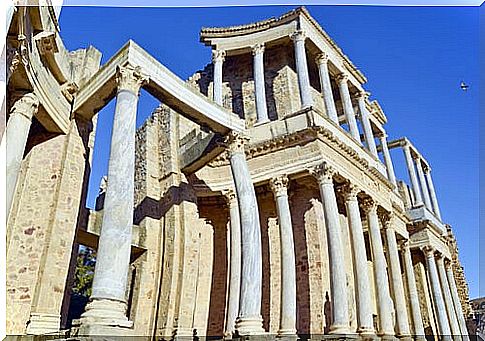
top-left (6, 117), bottom-right (96, 335)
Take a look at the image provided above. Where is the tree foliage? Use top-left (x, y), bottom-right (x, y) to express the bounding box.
top-left (72, 246), bottom-right (96, 297)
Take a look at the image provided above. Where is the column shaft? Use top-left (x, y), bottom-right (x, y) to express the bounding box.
top-left (365, 201), bottom-right (395, 336)
top-left (357, 94), bottom-right (378, 157)
top-left (416, 158), bottom-right (433, 211)
top-left (425, 169), bottom-right (442, 220)
top-left (316, 54), bottom-right (338, 123)
top-left (82, 65), bottom-right (148, 329)
top-left (224, 190), bottom-right (241, 337)
top-left (401, 243), bottom-right (426, 338)
top-left (212, 50), bottom-right (225, 106)
top-left (445, 263), bottom-right (469, 339)
top-left (226, 133), bottom-right (264, 335)
top-left (423, 248), bottom-right (452, 338)
top-left (403, 144), bottom-right (423, 207)
top-left (270, 176), bottom-right (297, 336)
top-left (379, 135), bottom-right (397, 186)
top-left (252, 44), bottom-right (269, 124)
top-left (337, 74), bottom-right (360, 142)
top-left (342, 184), bottom-right (374, 335)
top-left (436, 257), bottom-right (462, 340)
top-left (291, 30), bottom-right (313, 108)
top-left (313, 163), bottom-right (350, 334)
top-left (385, 227), bottom-right (411, 337)
top-left (6, 93), bottom-right (38, 216)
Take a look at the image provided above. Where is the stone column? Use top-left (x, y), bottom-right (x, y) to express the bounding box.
top-left (415, 158), bottom-right (433, 211)
top-left (400, 241), bottom-right (426, 339)
top-left (212, 49), bottom-right (226, 106)
top-left (311, 162), bottom-right (350, 334)
top-left (363, 200), bottom-right (395, 337)
top-left (422, 246), bottom-right (452, 338)
top-left (252, 43), bottom-right (269, 124)
top-left (424, 167), bottom-right (442, 220)
top-left (445, 261), bottom-right (469, 339)
top-left (269, 175), bottom-right (297, 336)
top-left (403, 143), bottom-right (423, 207)
top-left (379, 134), bottom-right (397, 186)
top-left (336, 74), bottom-right (361, 142)
top-left (290, 30), bottom-right (313, 108)
top-left (6, 93), bottom-right (39, 216)
top-left (385, 225), bottom-right (411, 338)
top-left (225, 132), bottom-right (265, 335)
top-left (357, 92), bottom-right (378, 157)
top-left (340, 183), bottom-right (375, 335)
top-left (315, 53), bottom-right (338, 123)
top-left (80, 65), bottom-right (148, 331)
top-left (223, 189), bottom-right (242, 337)
top-left (436, 256), bottom-right (461, 340)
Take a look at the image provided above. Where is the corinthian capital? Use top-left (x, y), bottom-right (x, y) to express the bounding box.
top-left (11, 93), bottom-right (39, 121)
top-left (212, 49), bottom-right (226, 63)
top-left (311, 162), bottom-right (335, 185)
top-left (290, 30), bottom-right (306, 42)
top-left (252, 43), bottom-right (265, 56)
top-left (222, 189), bottom-right (237, 208)
top-left (361, 197), bottom-right (377, 214)
top-left (315, 53), bottom-right (329, 66)
top-left (269, 175), bottom-right (289, 197)
top-left (224, 131), bottom-right (249, 155)
top-left (116, 65), bottom-right (148, 95)
top-left (337, 181), bottom-right (360, 202)
top-left (336, 73), bottom-right (349, 84)
top-left (421, 245), bottom-right (435, 258)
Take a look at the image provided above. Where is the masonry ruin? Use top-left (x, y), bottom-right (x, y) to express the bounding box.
top-left (5, 5), bottom-right (473, 340)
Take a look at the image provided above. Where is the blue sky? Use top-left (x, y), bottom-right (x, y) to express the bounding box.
top-left (59, 5), bottom-right (480, 297)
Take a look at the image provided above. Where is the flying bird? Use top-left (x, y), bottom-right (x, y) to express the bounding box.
top-left (460, 81), bottom-right (469, 91)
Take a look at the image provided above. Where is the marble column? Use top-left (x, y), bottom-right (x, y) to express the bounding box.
top-left (336, 74), bottom-right (361, 142)
top-left (379, 134), bottom-right (397, 186)
top-left (385, 225), bottom-right (411, 338)
top-left (312, 163), bottom-right (350, 334)
top-left (269, 175), bottom-right (297, 336)
top-left (422, 246), bottom-right (452, 339)
top-left (315, 53), bottom-right (338, 124)
top-left (357, 92), bottom-right (378, 157)
top-left (363, 200), bottom-right (395, 337)
top-left (415, 158), bottom-right (433, 211)
top-left (425, 167), bottom-right (442, 220)
top-left (403, 143), bottom-right (423, 207)
top-left (223, 189), bottom-right (242, 337)
top-left (436, 256), bottom-right (462, 340)
top-left (81, 65), bottom-right (148, 329)
top-left (340, 183), bottom-right (375, 335)
top-left (252, 43), bottom-right (269, 124)
top-left (290, 30), bottom-right (313, 108)
top-left (445, 261), bottom-right (470, 339)
top-left (400, 241), bottom-right (426, 339)
top-left (6, 93), bottom-right (39, 216)
top-left (225, 132), bottom-right (264, 335)
top-left (212, 49), bottom-right (226, 106)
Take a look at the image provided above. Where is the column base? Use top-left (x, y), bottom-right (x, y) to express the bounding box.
top-left (26, 312), bottom-right (61, 335)
top-left (235, 315), bottom-right (265, 336)
top-left (254, 118), bottom-right (270, 126)
top-left (358, 328), bottom-right (378, 341)
top-left (378, 333), bottom-right (398, 341)
top-left (278, 328), bottom-right (298, 340)
top-left (329, 324), bottom-right (352, 336)
top-left (78, 298), bottom-right (133, 337)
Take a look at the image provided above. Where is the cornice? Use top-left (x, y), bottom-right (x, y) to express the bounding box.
top-left (207, 124), bottom-right (395, 193)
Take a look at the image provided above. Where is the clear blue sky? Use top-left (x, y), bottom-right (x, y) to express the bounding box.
top-left (58, 5), bottom-right (480, 298)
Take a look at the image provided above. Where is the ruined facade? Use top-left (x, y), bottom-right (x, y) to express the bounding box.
top-left (5, 5), bottom-right (473, 340)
